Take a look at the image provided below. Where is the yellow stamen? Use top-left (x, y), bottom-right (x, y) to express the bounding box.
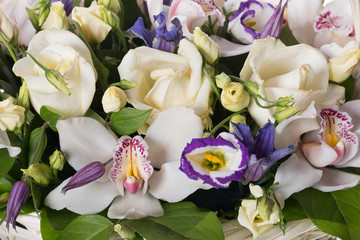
top-left (323, 114), bottom-right (339, 148)
top-left (126, 145), bottom-right (140, 180)
top-left (244, 21), bottom-right (256, 28)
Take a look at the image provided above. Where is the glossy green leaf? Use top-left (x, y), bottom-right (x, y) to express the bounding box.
top-left (40, 209), bottom-right (62, 240)
top-left (30, 179), bottom-right (41, 211)
top-left (57, 214), bottom-right (114, 240)
top-left (110, 108), bottom-right (151, 135)
top-left (0, 148), bottom-right (14, 179)
top-left (0, 175), bottom-right (14, 192)
top-left (122, 202), bottom-right (224, 240)
top-left (28, 127), bottom-right (47, 165)
top-left (294, 185), bottom-right (360, 239)
top-left (40, 106), bottom-right (62, 131)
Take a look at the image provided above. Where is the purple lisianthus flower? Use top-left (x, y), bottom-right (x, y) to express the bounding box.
top-left (5, 181), bottom-right (31, 230)
top-left (51, 0), bottom-right (79, 16)
top-left (128, 11), bottom-right (183, 52)
top-left (180, 132), bottom-right (249, 189)
top-left (232, 121), bottom-right (294, 183)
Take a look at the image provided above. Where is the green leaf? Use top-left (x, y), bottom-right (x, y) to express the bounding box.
top-left (0, 148), bottom-right (15, 179)
top-left (294, 185), bottom-right (360, 239)
top-left (28, 127), bottom-right (48, 164)
top-left (46, 208), bottom-right (79, 231)
top-left (282, 197), bottom-right (307, 222)
top-left (40, 106), bottom-right (62, 131)
top-left (110, 108), bottom-right (151, 135)
top-left (57, 214), bottom-right (114, 240)
top-left (0, 175), bottom-right (14, 192)
top-left (26, 7), bottom-right (40, 31)
top-left (122, 202), bottom-right (225, 240)
top-left (30, 179), bottom-right (41, 211)
top-left (41, 209), bottom-right (62, 240)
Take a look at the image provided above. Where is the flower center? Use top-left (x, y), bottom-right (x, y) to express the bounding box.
top-left (314, 10), bottom-right (343, 31)
top-left (202, 151), bottom-right (226, 171)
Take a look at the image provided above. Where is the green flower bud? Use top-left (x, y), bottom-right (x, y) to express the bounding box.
top-left (193, 27), bottom-right (220, 65)
top-left (215, 72), bottom-right (231, 89)
top-left (21, 164), bottom-right (53, 186)
top-left (114, 224), bottom-right (136, 240)
top-left (257, 196), bottom-right (275, 221)
top-left (39, 7), bottom-right (50, 26)
top-left (202, 132), bottom-right (211, 138)
top-left (49, 150), bottom-right (66, 171)
top-left (99, 6), bottom-right (118, 29)
top-left (18, 81), bottom-right (30, 110)
top-left (244, 81), bottom-right (259, 96)
top-left (229, 114), bottom-right (246, 133)
top-left (277, 96), bottom-right (294, 107)
top-left (273, 106), bottom-right (297, 122)
top-left (98, 0), bottom-right (121, 14)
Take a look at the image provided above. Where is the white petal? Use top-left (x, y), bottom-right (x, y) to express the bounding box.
top-left (273, 152), bottom-right (323, 207)
top-left (211, 35), bottom-right (252, 57)
top-left (0, 129), bottom-right (20, 157)
top-left (302, 141), bottom-right (338, 167)
top-left (340, 99), bottom-right (360, 131)
top-left (57, 117), bottom-right (117, 171)
top-left (107, 191), bottom-right (163, 219)
top-left (319, 83), bottom-right (345, 107)
top-left (313, 168), bottom-right (360, 192)
top-left (145, 106), bottom-right (203, 168)
top-left (45, 178), bottom-right (118, 214)
top-left (148, 161), bottom-right (212, 202)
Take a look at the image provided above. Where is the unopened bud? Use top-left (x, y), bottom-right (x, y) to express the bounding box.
top-left (49, 150), bottom-right (66, 171)
top-left (215, 72), bottom-right (231, 89)
top-left (102, 86), bottom-right (127, 113)
top-left (18, 82), bottom-right (30, 110)
top-left (277, 96), bottom-right (294, 107)
top-left (42, 2), bottom-right (69, 30)
top-left (39, 7), bottom-right (50, 26)
top-left (257, 196), bottom-right (275, 221)
top-left (229, 114), bottom-right (246, 133)
top-left (0, 9), bottom-right (18, 43)
top-left (114, 224), bottom-right (136, 240)
top-left (99, 6), bottom-right (118, 29)
top-left (244, 162), bottom-right (263, 182)
top-left (221, 82), bottom-right (250, 112)
top-left (193, 27), bottom-right (220, 65)
top-left (98, 0), bottom-right (121, 14)
top-left (273, 106), bottom-right (297, 122)
top-left (244, 81), bottom-right (259, 96)
top-left (21, 164), bottom-right (53, 186)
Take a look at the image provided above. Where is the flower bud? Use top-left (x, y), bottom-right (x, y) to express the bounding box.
top-left (45, 69), bottom-right (71, 95)
top-left (98, 0), bottom-right (121, 14)
top-left (102, 86), bottom-right (128, 113)
top-left (193, 27), bottom-right (220, 65)
top-left (328, 48), bottom-right (360, 83)
top-left (0, 9), bottom-right (18, 43)
top-left (221, 82), bottom-right (250, 112)
top-left (49, 150), bottom-right (66, 171)
top-left (39, 7), bottom-right (50, 27)
top-left (243, 80), bottom-right (259, 96)
top-left (273, 106), bottom-right (297, 122)
top-left (277, 96), bottom-right (294, 107)
top-left (215, 72), bottom-right (231, 89)
top-left (99, 5), bottom-right (118, 29)
top-left (17, 81), bottom-right (30, 110)
top-left (42, 2), bottom-right (69, 30)
top-left (0, 98), bottom-right (25, 131)
top-left (62, 161), bottom-right (105, 194)
top-left (21, 164), bottom-right (53, 186)
top-left (257, 195), bottom-right (275, 221)
top-left (114, 224), bottom-right (136, 240)
top-left (229, 114), bottom-right (246, 133)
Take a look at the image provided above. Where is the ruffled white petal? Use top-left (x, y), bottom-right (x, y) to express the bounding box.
top-left (273, 152), bottom-right (323, 207)
top-left (107, 191), bottom-right (163, 219)
top-left (57, 117), bottom-right (117, 171)
top-left (45, 178), bottom-right (118, 214)
top-left (148, 161), bottom-right (212, 202)
top-left (145, 106), bottom-right (203, 168)
top-left (313, 168), bottom-right (360, 192)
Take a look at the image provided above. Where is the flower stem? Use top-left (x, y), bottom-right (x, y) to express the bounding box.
top-left (210, 111), bottom-right (245, 137)
top-left (203, 65), bottom-right (221, 101)
top-left (29, 122), bottom-right (49, 166)
top-left (0, 33), bottom-right (18, 62)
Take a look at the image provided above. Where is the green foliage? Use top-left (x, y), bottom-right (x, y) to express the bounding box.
top-left (0, 149), bottom-right (15, 179)
top-left (0, 175), bottom-right (14, 193)
top-left (122, 202), bottom-right (225, 240)
top-left (28, 127), bottom-right (48, 164)
top-left (40, 106), bottom-right (62, 131)
top-left (110, 108), bottom-right (151, 135)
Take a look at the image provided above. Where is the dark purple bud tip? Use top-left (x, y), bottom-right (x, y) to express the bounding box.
top-left (244, 163), bottom-right (264, 182)
top-left (61, 161), bottom-right (105, 194)
top-left (6, 181), bottom-right (31, 231)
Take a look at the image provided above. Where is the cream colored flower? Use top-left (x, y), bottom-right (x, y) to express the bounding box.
top-left (237, 184), bottom-right (280, 239)
top-left (328, 48), bottom-right (360, 83)
top-left (102, 86), bottom-right (127, 113)
top-left (42, 2), bottom-right (69, 30)
top-left (72, 1), bottom-right (112, 44)
top-left (193, 27), bottom-right (220, 65)
top-left (0, 98), bottom-right (25, 131)
top-left (0, 9), bottom-right (17, 42)
top-left (221, 82), bottom-right (250, 112)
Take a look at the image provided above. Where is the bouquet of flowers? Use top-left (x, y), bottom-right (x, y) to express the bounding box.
top-left (0, 0), bottom-right (359, 239)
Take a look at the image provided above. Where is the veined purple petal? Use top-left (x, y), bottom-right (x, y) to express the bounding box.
top-left (154, 12), bottom-right (168, 36)
top-left (152, 37), bottom-right (176, 52)
top-left (51, 0), bottom-right (79, 16)
top-left (260, 0), bottom-right (287, 39)
top-left (267, 145), bottom-right (294, 166)
top-left (252, 121), bottom-right (275, 159)
top-left (243, 155), bottom-right (264, 182)
top-left (128, 17), bottom-right (153, 47)
top-left (230, 0), bottom-right (263, 22)
top-left (6, 181), bottom-right (30, 230)
top-left (232, 122), bottom-right (254, 149)
top-left (62, 161), bottom-right (105, 194)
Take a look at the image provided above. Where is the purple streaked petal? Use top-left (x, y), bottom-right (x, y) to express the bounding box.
top-left (128, 17), bottom-right (153, 47)
top-left (153, 12), bottom-right (168, 36)
top-left (152, 36), bottom-right (177, 52)
top-left (260, 0), bottom-right (287, 39)
top-left (252, 121), bottom-right (275, 159)
top-left (232, 122), bottom-right (254, 149)
top-left (243, 155), bottom-right (264, 182)
top-left (230, 0), bottom-right (263, 22)
top-left (240, 10), bottom-right (259, 40)
top-left (6, 181), bottom-right (30, 230)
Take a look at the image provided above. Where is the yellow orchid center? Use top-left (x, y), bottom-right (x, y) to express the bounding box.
top-left (203, 152), bottom-right (225, 171)
top-left (125, 144), bottom-right (140, 180)
top-left (323, 113), bottom-right (339, 148)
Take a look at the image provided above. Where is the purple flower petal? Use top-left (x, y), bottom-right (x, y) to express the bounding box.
top-left (252, 121), bottom-right (275, 159)
top-left (6, 181), bottom-right (30, 230)
top-left (128, 17), bottom-right (154, 47)
top-left (260, 0), bottom-right (287, 39)
top-left (232, 122), bottom-right (254, 149)
top-left (51, 0), bottom-right (79, 16)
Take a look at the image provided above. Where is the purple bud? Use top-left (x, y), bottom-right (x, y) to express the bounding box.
top-left (61, 161), bottom-right (105, 194)
top-left (244, 162), bottom-right (264, 182)
top-left (6, 181), bottom-right (31, 231)
top-left (260, 0), bottom-right (287, 39)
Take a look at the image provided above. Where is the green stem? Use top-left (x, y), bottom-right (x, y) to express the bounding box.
top-left (29, 122), bottom-right (49, 166)
top-left (0, 33), bottom-right (18, 62)
top-left (203, 65), bottom-right (221, 101)
top-left (210, 111), bottom-right (244, 137)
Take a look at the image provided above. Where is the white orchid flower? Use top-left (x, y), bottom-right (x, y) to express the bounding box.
top-left (45, 106), bottom-right (211, 219)
top-left (273, 100), bottom-right (360, 206)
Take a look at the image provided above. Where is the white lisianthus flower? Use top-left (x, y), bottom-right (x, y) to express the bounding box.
top-left (240, 37), bottom-right (345, 126)
top-left (102, 86), bottom-right (127, 113)
top-left (221, 82), bottom-right (250, 112)
top-left (12, 29), bottom-right (97, 118)
top-left (118, 39), bottom-right (213, 131)
top-left (42, 2), bottom-right (69, 30)
top-left (45, 106), bottom-right (211, 218)
top-left (72, 1), bottom-right (112, 44)
top-left (237, 184), bottom-right (280, 239)
top-left (0, 98), bottom-right (25, 131)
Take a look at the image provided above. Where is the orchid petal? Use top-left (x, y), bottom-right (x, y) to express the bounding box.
top-left (145, 106), bottom-right (203, 168)
top-left (339, 99), bottom-right (360, 132)
top-left (273, 151), bottom-right (322, 207)
top-left (275, 102), bottom-right (320, 149)
top-left (210, 36), bottom-right (252, 57)
top-left (148, 161), bottom-right (212, 202)
top-left (302, 141), bottom-right (338, 167)
top-left (45, 178), bottom-right (118, 214)
top-left (57, 117), bottom-right (117, 171)
top-left (287, 0), bottom-right (322, 45)
top-left (107, 191), bottom-right (163, 219)
top-left (313, 168), bottom-right (360, 192)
